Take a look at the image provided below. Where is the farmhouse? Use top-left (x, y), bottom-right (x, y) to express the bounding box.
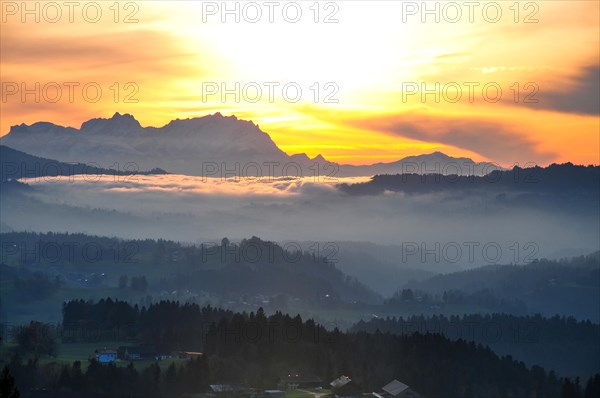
top-left (330, 375), bottom-right (362, 398)
top-left (374, 379), bottom-right (422, 398)
top-left (94, 348), bottom-right (117, 363)
top-left (330, 375), bottom-right (352, 389)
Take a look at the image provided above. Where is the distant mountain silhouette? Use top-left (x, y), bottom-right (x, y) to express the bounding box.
top-left (340, 151), bottom-right (503, 176)
top-left (1, 113), bottom-right (502, 177)
top-left (339, 163), bottom-right (600, 197)
top-left (0, 145), bottom-right (167, 182)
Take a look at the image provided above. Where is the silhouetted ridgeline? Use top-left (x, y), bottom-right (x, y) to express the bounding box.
top-left (0, 145), bottom-right (167, 181)
top-left (338, 163), bottom-right (599, 200)
top-left (0, 113), bottom-right (503, 177)
top-left (351, 313), bottom-right (600, 379)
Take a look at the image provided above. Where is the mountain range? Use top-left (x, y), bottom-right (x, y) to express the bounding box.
top-left (0, 112), bottom-right (503, 177)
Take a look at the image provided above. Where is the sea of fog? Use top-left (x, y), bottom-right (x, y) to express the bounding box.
top-left (7, 173), bottom-right (598, 268)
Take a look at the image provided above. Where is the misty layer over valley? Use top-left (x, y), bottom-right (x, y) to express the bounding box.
top-left (2, 165), bottom-right (598, 268)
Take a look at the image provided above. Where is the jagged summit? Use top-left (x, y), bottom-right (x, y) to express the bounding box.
top-left (0, 112), bottom-right (502, 177)
top-left (312, 154), bottom-right (328, 162)
top-left (0, 112), bottom-right (290, 175)
top-left (8, 121), bottom-right (78, 136)
top-left (429, 151), bottom-right (451, 158)
top-left (80, 112), bottom-right (142, 134)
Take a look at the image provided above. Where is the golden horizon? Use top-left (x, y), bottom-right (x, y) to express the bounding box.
top-left (1, 1), bottom-right (598, 166)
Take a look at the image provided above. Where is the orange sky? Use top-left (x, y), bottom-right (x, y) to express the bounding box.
top-left (1, 0), bottom-right (598, 166)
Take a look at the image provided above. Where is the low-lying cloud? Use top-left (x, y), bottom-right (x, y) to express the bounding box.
top-left (3, 174), bottom-right (597, 270)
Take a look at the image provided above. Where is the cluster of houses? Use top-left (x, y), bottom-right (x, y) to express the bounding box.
top-left (90, 353), bottom-right (423, 398)
top-left (94, 346), bottom-right (202, 363)
top-left (330, 375), bottom-right (422, 398)
top-left (198, 374), bottom-right (422, 398)
top-left (202, 375), bottom-right (422, 398)
top-left (203, 375), bottom-right (321, 398)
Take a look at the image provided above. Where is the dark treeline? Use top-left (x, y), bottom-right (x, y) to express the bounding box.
top-left (203, 311), bottom-right (561, 397)
top-left (3, 299), bottom-right (600, 397)
top-left (3, 344), bottom-right (599, 398)
top-left (338, 163), bottom-right (600, 199)
top-left (351, 313), bottom-right (600, 379)
top-left (3, 356), bottom-right (209, 398)
top-left (62, 299), bottom-right (233, 351)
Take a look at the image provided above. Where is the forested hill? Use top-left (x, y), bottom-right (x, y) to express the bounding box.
top-left (350, 313), bottom-right (600, 379)
top-left (404, 253), bottom-right (600, 321)
top-left (158, 236), bottom-right (380, 304)
top-left (0, 232), bottom-right (379, 305)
